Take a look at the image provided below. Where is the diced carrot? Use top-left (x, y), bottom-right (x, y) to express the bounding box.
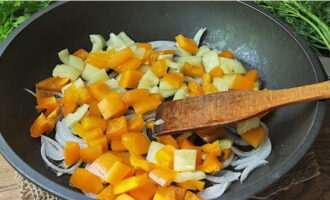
top-left (155, 145), bottom-right (176, 168)
top-left (156, 135), bottom-right (179, 149)
top-left (115, 58), bottom-right (142, 73)
top-left (122, 132), bottom-right (151, 155)
top-left (209, 66), bottom-right (223, 78)
top-left (115, 193), bottom-right (135, 200)
top-left (153, 186), bottom-right (176, 200)
top-left (241, 126), bottom-right (266, 148)
top-left (105, 161), bottom-right (132, 184)
top-left (218, 50), bottom-right (235, 59)
top-left (152, 59), bottom-right (168, 78)
top-left (88, 136), bottom-right (108, 152)
top-left (81, 115), bottom-right (107, 132)
top-left (98, 93), bottom-right (126, 120)
top-left (127, 114), bottom-right (145, 132)
top-left (168, 186), bottom-right (187, 200)
top-left (201, 140), bottom-right (221, 156)
top-left (70, 168), bottom-right (104, 194)
top-left (121, 89), bottom-right (150, 106)
top-left (162, 73), bottom-right (184, 89)
top-left (130, 154), bottom-right (155, 172)
top-left (73, 48), bottom-right (89, 60)
top-left (183, 63), bottom-right (205, 78)
top-left (64, 142), bottom-right (80, 166)
top-left (184, 191), bottom-right (203, 200)
top-left (119, 70), bottom-right (144, 88)
top-left (30, 113), bottom-right (55, 138)
top-left (188, 80), bottom-right (204, 96)
top-left (108, 47), bottom-right (134, 69)
top-left (113, 173), bottom-right (150, 194)
top-left (197, 154), bottom-right (223, 173)
top-left (222, 149), bottom-right (232, 161)
top-left (36, 77), bottom-right (70, 92)
top-left (177, 180), bottom-right (205, 192)
top-left (111, 139), bottom-right (127, 152)
top-left (87, 152), bottom-right (122, 180)
top-left (175, 34), bottom-right (198, 54)
top-left (88, 80), bottom-right (112, 101)
top-left (80, 145), bottom-right (103, 163)
top-left (96, 185), bottom-right (116, 200)
top-left (132, 95), bottom-right (162, 114)
top-left (36, 96), bottom-right (58, 116)
top-left (86, 50), bottom-right (116, 69)
top-left (149, 167), bottom-right (176, 187)
top-left (129, 182), bottom-right (157, 200)
top-left (106, 116), bottom-right (128, 140)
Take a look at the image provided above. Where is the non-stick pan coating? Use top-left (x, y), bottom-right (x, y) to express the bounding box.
top-left (0, 2), bottom-right (326, 200)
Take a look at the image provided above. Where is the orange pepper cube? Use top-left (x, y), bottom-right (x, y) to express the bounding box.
top-left (115, 193), bottom-right (135, 200)
top-left (209, 66), bottom-right (223, 78)
top-left (152, 59), bottom-right (168, 78)
top-left (162, 73), bottom-right (184, 89)
top-left (98, 93), bottom-right (126, 120)
top-left (129, 154), bottom-right (155, 172)
top-left (87, 152), bottom-right (122, 180)
top-left (122, 132), bottom-right (151, 155)
top-left (113, 173), bottom-right (150, 194)
top-left (88, 80), bottom-right (112, 101)
top-left (241, 126), bottom-right (266, 148)
top-left (87, 136), bottom-right (108, 152)
top-left (188, 80), bottom-right (204, 96)
top-left (111, 139), bottom-right (127, 152)
top-left (231, 70), bottom-right (258, 91)
top-left (108, 47), bottom-right (134, 69)
top-left (197, 154), bottom-right (223, 173)
top-left (129, 182), bottom-right (157, 200)
top-left (70, 168), bottom-right (104, 194)
top-left (36, 96), bottom-right (58, 116)
top-left (81, 115), bottom-right (107, 132)
top-left (73, 124), bottom-right (103, 141)
top-left (96, 185), bottom-right (116, 200)
top-left (155, 145), bottom-right (176, 169)
top-left (119, 70), bottom-right (144, 88)
top-left (80, 145), bottom-right (103, 163)
top-left (36, 77), bottom-right (70, 92)
top-left (115, 58), bottom-right (142, 73)
top-left (132, 95), bottom-right (161, 114)
top-left (184, 191), bottom-right (203, 200)
top-left (127, 114), bottom-right (145, 132)
top-left (218, 49), bottom-right (235, 59)
top-left (73, 48), bottom-right (89, 60)
top-left (148, 167), bottom-right (176, 187)
top-left (106, 116), bottom-right (128, 140)
top-left (177, 180), bottom-right (205, 192)
top-left (153, 186), bottom-right (176, 200)
top-left (64, 142), bottom-right (80, 166)
top-left (156, 135), bottom-right (179, 149)
top-left (175, 34), bottom-right (198, 54)
top-left (105, 161), bottom-right (132, 184)
top-left (201, 140), bottom-right (221, 156)
top-left (169, 186), bottom-right (187, 200)
top-left (121, 89), bottom-right (150, 106)
top-left (30, 113), bottom-right (54, 137)
top-left (183, 62), bottom-right (205, 78)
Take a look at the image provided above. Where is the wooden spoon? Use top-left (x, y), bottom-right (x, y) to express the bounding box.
top-left (153, 80), bottom-right (330, 136)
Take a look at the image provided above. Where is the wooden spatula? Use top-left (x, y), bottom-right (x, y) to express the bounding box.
top-left (153, 80), bottom-right (330, 136)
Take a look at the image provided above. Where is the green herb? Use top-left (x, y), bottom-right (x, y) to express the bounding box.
top-left (0, 1), bottom-right (51, 43)
top-left (256, 1), bottom-right (330, 56)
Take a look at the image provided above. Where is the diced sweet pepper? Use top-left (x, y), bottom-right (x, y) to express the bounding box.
top-left (73, 48), bottom-right (89, 60)
top-left (201, 140), bottom-right (221, 156)
top-left (80, 145), bottom-right (103, 163)
top-left (98, 92), bottom-right (126, 120)
top-left (87, 152), bottom-right (122, 180)
top-left (222, 149), bottom-right (232, 161)
top-left (96, 185), bottom-right (116, 200)
top-left (115, 58), bottom-right (142, 73)
top-left (183, 62), bottom-right (205, 78)
top-left (115, 193), bottom-right (135, 200)
top-left (218, 50), bottom-right (235, 59)
top-left (241, 126), bottom-right (266, 148)
top-left (36, 77), bottom-right (70, 92)
top-left (105, 161), bottom-right (132, 184)
top-left (184, 191), bottom-right (203, 200)
top-left (106, 116), bottom-right (128, 140)
top-left (36, 96), bottom-right (58, 116)
top-left (128, 182), bottom-right (157, 200)
top-left (88, 80), bottom-right (112, 101)
top-left (87, 136), bottom-right (108, 152)
top-left (153, 186), bottom-right (176, 200)
top-left (119, 70), bottom-right (144, 88)
top-left (188, 80), bottom-right (204, 96)
top-left (148, 167), bottom-right (176, 187)
top-left (175, 34), bottom-right (198, 54)
top-left (130, 154), bottom-right (155, 172)
top-left (30, 113), bottom-right (55, 138)
top-left (122, 132), bottom-right (151, 155)
top-left (70, 168), bottom-right (104, 194)
top-left (127, 114), bottom-right (145, 132)
top-left (177, 180), bottom-right (205, 192)
top-left (209, 66), bottom-right (223, 78)
top-left (113, 173), bottom-right (150, 195)
top-left (132, 95), bottom-right (161, 114)
top-left (121, 89), bottom-right (150, 106)
top-left (168, 186), bottom-right (187, 200)
top-left (152, 59), bottom-right (168, 78)
top-left (108, 47), bottom-right (134, 69)
top-left (81, 115), bottom-right (107, 132)
top-left (156, 135), bottom-right (179, 149)
top-left (86, 50), bottom-right (116, 69)
top-left (197, 154), bottom-right (223, 173)
top-left (162, 73), bottom-right (184, 89)
top-left (64, 142), bottom-right (80, 166)
top-left (89, 99), bottom-right (102, 117)
top-left (73, 124), bottom-right (103, 141)
top-left (111, 139), bottom-right (127, 152)
top-left (155, 145), bottom-right (176, 169)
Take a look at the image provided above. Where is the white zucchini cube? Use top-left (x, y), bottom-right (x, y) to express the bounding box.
top-left (52, 64), bottom-right (81, 81)
top-left (58, 49), bottom-right (69, 64)
top-left (81, 64), bottom-right (100, 81)
top-left (118, 32), bottom-right (135, 46)
top-left (202, 50), bottom-right (220, 73)
top-left (89, 69), bottom-right (109, 83)
top-left (89, 34), bottom-right (106, 52)
top-left (146, 141), bottom-right (165, 163)
top-left (219, 57), bottom-right (246, 74)
top-left (174, 171), bottom-right (206, 183)
top-left (236, 117), bottom-right (260, 135)
top-left (173, 84), bottom-right (189, 100)
top-left (174, 149), bottom-right (197, 171)
top-left (176, 56), bottom-right (202, 65)
top-left (196, 45), bottom-right (211, 57)
top-left (68, 55), bottom-right (84, 71)
top-left (138, 70), bottom-right (159, 89)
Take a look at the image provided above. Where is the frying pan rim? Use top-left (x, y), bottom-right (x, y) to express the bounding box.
top-left (0, 1), bottom-right (326, 200)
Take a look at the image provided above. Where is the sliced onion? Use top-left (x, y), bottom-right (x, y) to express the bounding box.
top-left (154, 119), bottom-right (165, 125)
top-left (143, 112), bottom-right (156, 121)
top-left (23, 88), bottom-right (36, 97)
top-left (83, 192), bottom-right (96, 198)
top-left (194, 28), bottom-right (207, 46)
top-left (206, 170), bottom-right (241, 183)
top-left (41, 143), bottom-right (82, 174)
top-left (231, 146), bottom-right (258, 157)
top-left (223, 152), bottom-right (235, 168)
top-left (231, 137), bottom-right (271, 166)
top-left (55, 121), bottom-right (87, 148)
top-left (149, 41), bottom-right (176, 50)
top-left (240, 160), bottom-right (268, 182)
top-left (41, 136), bottom-right (64, 161)
top-left (198, 182), bottom-right (230, 200)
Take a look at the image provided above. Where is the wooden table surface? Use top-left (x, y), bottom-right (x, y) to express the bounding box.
top-left (0, 104), bottom-right (329, 200)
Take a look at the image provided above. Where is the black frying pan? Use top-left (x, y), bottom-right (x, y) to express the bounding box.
top-left (0, 1), bottom-right (326, 200)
